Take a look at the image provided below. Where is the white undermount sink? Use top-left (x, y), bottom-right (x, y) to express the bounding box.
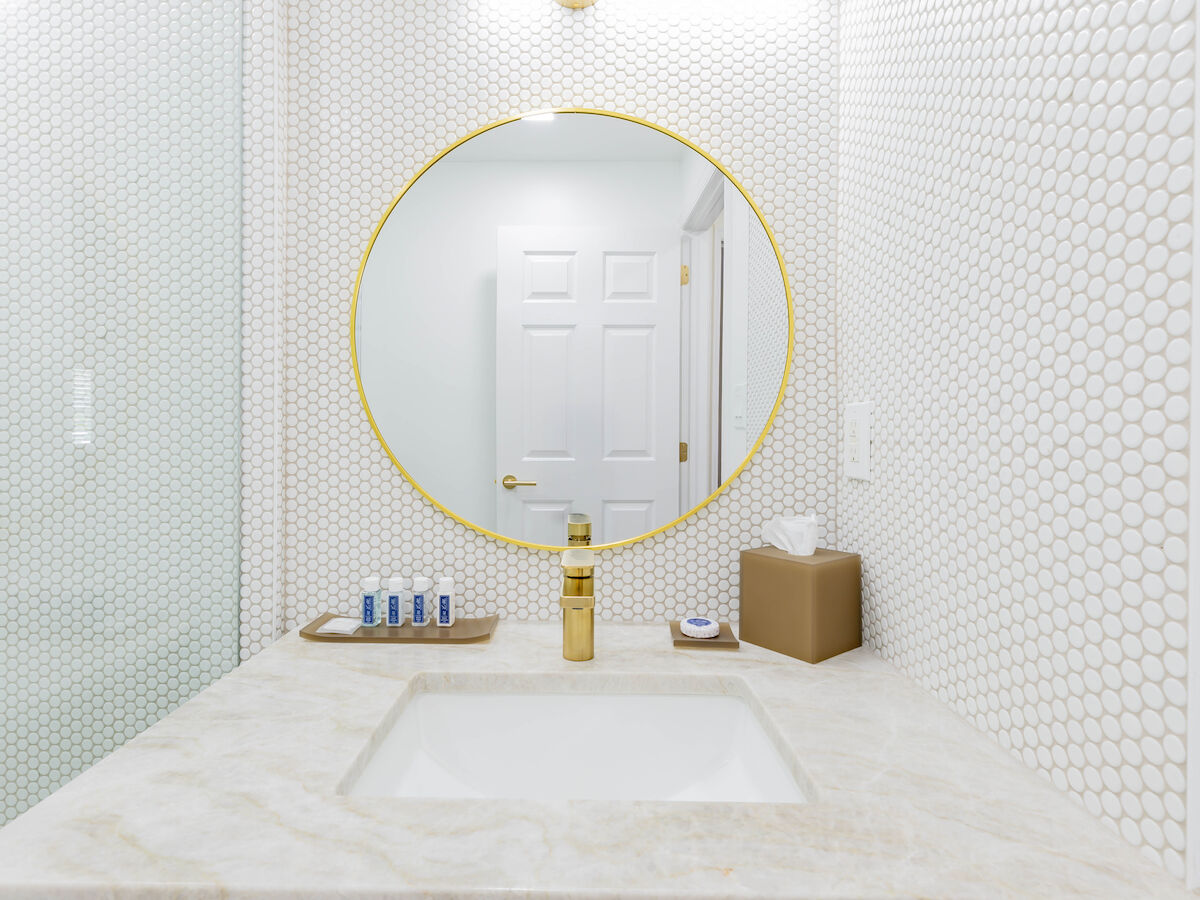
top-left (342, 675), bottom-right (811, 804)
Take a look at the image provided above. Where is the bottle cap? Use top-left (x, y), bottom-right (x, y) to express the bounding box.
top-left (361, 577), bottom-right (380, 591)
top-left (386, 575), bottom-right (405, 591)
top-left (397, 575), bottom-right (413, 589)
top-left (437, 577), bottom-right (454, 593)
top-left (412, 576), bottom-right (433, 592)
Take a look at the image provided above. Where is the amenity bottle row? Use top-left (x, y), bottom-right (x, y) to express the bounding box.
top-left (359, 575), bottom-right (456, 628)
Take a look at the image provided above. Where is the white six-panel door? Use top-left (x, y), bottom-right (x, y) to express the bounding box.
top-left (496, 226), bottom-right (681, 546)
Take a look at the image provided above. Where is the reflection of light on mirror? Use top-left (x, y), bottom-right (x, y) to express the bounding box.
top-left (70, 368), bottom-right (94, 447)
top-left (523, 112), bottom-right (557, 123)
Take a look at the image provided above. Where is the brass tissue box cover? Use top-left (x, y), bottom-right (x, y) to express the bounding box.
top-left (739, 547), bottom-right (862, 664)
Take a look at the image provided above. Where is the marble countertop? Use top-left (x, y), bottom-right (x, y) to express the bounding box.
top-left (0, 621), bottom-right (1187, 898)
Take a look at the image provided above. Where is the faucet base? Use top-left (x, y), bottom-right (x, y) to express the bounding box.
top-left (562, 607), bottom-right (594, 661)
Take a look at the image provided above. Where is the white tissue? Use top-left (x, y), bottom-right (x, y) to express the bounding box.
top-left (762, 514), bottom-right (820, 556)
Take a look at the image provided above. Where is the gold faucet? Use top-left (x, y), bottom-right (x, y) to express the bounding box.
top-left (560, 514), bottom-right (594, 660)
top-left (560, 549), bottom-right (594, 661)
top-left (567, 513), bottom-right (592, 546)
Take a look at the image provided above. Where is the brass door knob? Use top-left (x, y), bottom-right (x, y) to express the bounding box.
top-left (501, 474), bottom-right (537, 490)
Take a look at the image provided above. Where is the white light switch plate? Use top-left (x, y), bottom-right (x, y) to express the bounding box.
top-left (845, 401), bottom-right (872, 480)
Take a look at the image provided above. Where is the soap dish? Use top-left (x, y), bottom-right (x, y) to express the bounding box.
top-left (669, 620), bottom-right (739, 649)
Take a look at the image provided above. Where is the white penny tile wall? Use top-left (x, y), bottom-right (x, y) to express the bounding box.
top-left (839, 0), bottom-right (1194, 877)
top-left (747, 217), bottom-right (792, 442)
top-left (278, 0), bottom-right (837, 631)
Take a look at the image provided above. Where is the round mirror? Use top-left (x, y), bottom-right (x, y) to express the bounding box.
top-left (353, 109), bottom-right (792, 550)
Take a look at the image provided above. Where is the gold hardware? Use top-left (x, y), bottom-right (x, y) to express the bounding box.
top-left (351, 108), bottom-right (795, 553)
top-left (680, 264), bottom-right (690, 285)
top-left (562, 605), bottom-right (594, 660)
top-left (563, 574), bottom-right (594, 597)
top-left (555, 0), bottom-right (597, 7)
top-left (559, 594), bottom-right (595, 610)
top-left (567, 513), bottom-right (591, 545)
top-left (561, 548), bottom-right (595, 596)
top-left (500, 474), bottom-right (537, 490)
top-left (561, 548), bottom-right (593, 568)
top-left (679, 441), bottom-right (689, 462)
top-left (560, 549), bottom-right (595, 660)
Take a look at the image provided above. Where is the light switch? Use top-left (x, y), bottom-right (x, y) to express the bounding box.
top-left (845, 401), bottom-right (872, 480)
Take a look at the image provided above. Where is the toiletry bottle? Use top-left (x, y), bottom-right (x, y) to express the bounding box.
top-left (411, 576), bottom-right (433, 627)
top-left (360, 577), bottom-right (383, 627)
top-left (435, 577), bottom-right (455, 627)
top-left (384, 575), bottom-right (409, 627)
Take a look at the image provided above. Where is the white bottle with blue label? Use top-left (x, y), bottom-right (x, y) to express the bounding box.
top-left (384, 575), bottom-right (410, 627)
top-left (411, 576), bottom-right (433, 627)
top-left (435, 576), bottom-right (456, 627)
top-left (360, 577), bottom-right (383, 627)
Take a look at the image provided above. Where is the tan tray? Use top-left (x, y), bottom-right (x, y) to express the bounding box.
top-left (300, 611), bottom-right (499, 644)
top-left (669, 620), bottom-right (740, 649)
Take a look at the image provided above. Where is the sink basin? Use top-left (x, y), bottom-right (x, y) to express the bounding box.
top-left (342, 674), bottom-right (811, 803)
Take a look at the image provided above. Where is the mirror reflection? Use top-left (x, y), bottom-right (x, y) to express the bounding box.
top-left (354, 111), bottom-right (791, 548)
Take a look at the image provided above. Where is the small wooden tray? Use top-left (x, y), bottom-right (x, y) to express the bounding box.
top-left (669, 620), bottom-right (740, 649)
top-left (300, 611), bottom-right (499, 644)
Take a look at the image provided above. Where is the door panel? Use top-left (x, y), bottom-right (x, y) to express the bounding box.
top-left (521, 327), bottom-right (575, 459)
top-left (603, 252), bottom-right (658, 301)
top-left (524, 252), bottom-right (578, 301)
top-left (522, 501), bottom-right (572, 548)
top-left (602, 326), bottom-right (656, 459)
top-left (602, 501), bottom-right (655, 541)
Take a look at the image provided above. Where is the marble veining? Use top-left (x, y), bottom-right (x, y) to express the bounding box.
top-left (0, 623), bottom-right (1187, 898)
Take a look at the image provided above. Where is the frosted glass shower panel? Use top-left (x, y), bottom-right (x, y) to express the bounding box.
top-left (1, 0), bottom-right (243, 823)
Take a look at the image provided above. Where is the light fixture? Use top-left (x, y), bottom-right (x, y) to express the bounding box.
top-left (555, 0), bottom-right (597, 8)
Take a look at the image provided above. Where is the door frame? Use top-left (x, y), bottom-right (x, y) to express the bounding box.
top-left (679, 170), bottom-right (725, 510)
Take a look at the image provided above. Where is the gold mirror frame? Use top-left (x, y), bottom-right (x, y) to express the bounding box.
top-left (351, 108), bottom-right (795, 551)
